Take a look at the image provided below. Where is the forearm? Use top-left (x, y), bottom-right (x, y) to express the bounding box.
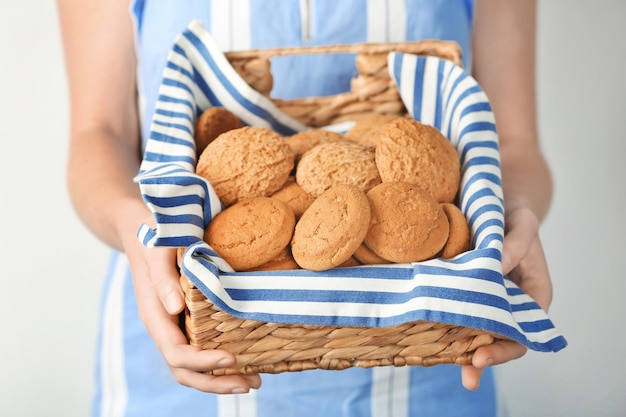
top-left (66, 128), bottom-right (147, 251)
top-left (499, 137), bottom-right (553, 222)
top-left (58, 0), bottom-right (144, 251)
top-left (472, 0), bottom-right (551, 221)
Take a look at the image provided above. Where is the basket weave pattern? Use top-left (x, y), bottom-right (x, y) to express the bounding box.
top-left (180, 41), bottom-right (497, 375)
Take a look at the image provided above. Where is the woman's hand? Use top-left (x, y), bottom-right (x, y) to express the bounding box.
top-left (461, 207), bottom-right (553, 390)
top-left (121, 202), bottom-right (262, 394)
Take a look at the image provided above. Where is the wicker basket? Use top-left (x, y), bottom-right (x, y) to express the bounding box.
top-left (175, 40), bottom-right (499, 376)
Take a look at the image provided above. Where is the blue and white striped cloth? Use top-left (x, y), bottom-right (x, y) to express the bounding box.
top-left (136, 20), bottom-right (566, 353)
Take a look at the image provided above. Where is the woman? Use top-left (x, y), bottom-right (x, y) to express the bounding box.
top-left (57, 1), bottom-right (553, 416)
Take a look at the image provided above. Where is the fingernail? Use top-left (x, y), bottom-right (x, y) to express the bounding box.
top-left (218, 358), bottom-right (235, 368)
top-left (165, 292), bottom-right (182, 314)
top-left (231, 388), bottom-right (248, 394)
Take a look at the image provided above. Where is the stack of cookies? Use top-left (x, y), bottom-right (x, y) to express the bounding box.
top-left (194, 108), bottom-right (470, 272)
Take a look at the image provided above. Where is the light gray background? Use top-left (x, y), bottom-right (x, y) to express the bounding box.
top-left (1, 1), bottom-right (624, 416)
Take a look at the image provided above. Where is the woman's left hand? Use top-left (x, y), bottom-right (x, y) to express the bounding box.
top-left (461, 207), bottom-right (553, 390)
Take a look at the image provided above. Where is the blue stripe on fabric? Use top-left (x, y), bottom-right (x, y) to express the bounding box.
top-left (138, 164), bottom-right (197, 176)
top-left (154, 212), bottom-right (204, 227)
top-left (472, 233), bottom-right (504, 250)
top-left (225, 286), bottom-right (513, 313)
top-left (412, 56), bottom-right (427, 122)
top-left (459, 140), bottom-right (499, 162)
top-left (184, 30), bottom-right (299, 136)
top-left (460, 101), bottom-right (493, 117)
top-left (142, 194), bottom-right (205, 208)
top-left (430, 247), bottom-right (500, 265)
top-left (432, 59), bottom-right (445, 130)
top-left (464, 155), bottom-right (500, 170)
top-left (446, 85), bottom-right (482, 137)
top-left (162, 77), bottom-right (194, 96)
top-left (465, 195), bottom-right (502, 221)
top-left (518, 319), bottom-right (557, 333)
top-left (171, 44), bottom-right (225, 110)
top-left (152, 119), bottom-right (193, 135)
top-left (505, 285), bottom-right (525, 296)
top-left (154, 235), bottom-right (200, 247)
top-left (142, 151), bottom-right (195, 166)
top-left (412, 265), bottom-right (503, 284)
top-left (444, 71), bottom-right (470, 139)
top-left (511, 302), bottom-right (541, 312)
top-left (154, 108), bottom-right (193, 122)
top-left (156, 94), bottom-right (194, 108)
top-left (458, 121), bottom-right (497, 141)
top-left (461, 173), bottom-right (502, 201)
top-left (472, 218), bottom-right (504, 242)
top-left (148, 130), bottom-right (193, 147)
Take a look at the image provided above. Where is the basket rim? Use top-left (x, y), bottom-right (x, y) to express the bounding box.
top-left (224, 40), bottom-right (463, 67)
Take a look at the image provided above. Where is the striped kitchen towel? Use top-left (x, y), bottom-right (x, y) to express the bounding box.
top-left (136, 20), bottom-right (567, 353)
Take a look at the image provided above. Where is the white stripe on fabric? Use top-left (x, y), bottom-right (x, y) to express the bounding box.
top-left (99, 254), bottom-right (127, 417)
top-left (387, 0), bottom-right (407, 42)
top-left (165, 50), bottom-right (212, 110)
top-left (418, 58), bottom-right (440, 126)
top-left (395, 54), bottom-right (416, 115)
top-left (218, 390), bottom-right (257, 417)
top-left (210, 0), bottom-right (251, 51)
top-left (371, 367), bottom-right (410, 417)
top-left (231, 0), bottom-right (252, 51)
top-left (367, 0), bottom-right (387, 42)
top-left (210, 0), bottom-right (232, 51)
top-left (299, 0), bottom-right (313, 42)
top-left (367, 0), bottom-right (407, 42)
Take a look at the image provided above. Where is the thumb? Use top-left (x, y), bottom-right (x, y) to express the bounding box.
top-left (502, 207), bottom-right (539, 275)
top-left (147, 247), bottom-right (185, 315)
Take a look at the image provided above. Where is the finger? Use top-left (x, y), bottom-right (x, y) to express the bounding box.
top-left (135, 276), bottom-right (236, 373)
top-left (461, 365), bottom-right (483, 391)
top-left (502, 207), bottom-right (539, 275)
top-left (172, 368), bottom-right (262, 394)
top-left (509, 237), bottom-right (553, 312)
top-left (461, 339), bottom-right (528, 390)
top-left (472, 339), bottom-right (527, 368)
top-left (146, 247), bottom-right (186, 314)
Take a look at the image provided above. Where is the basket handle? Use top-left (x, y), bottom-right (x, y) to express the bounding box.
top-left (225, 40), bottom-right (463, 67)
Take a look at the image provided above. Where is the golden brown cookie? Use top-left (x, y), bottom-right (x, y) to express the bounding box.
top-left (270, 177), bottom-right (316, 220)
top-left (352, 243), bottom-right (391, 265)
top-left (364, 181), bottom-right (449, 263)
top-left (194, 107), bottom-right (243, 156)
top-left (295, 140), bottom-right (382, 198)
top-left (196, 126), bottom-right (294, 206)
top-left (345, 113), bottom-right (401, 148)
top-left (338, 256), bottom-right (362, 268)
top-left (244, 246), bottom-right (300, 272)
top-left (291, 184), bottom-right (371, 271)
top-left (204, 197), bottom-right (296, 271)
top-left (438, 202), bottom-right (471, 259)
top-left (374, 118), bottom-right (460, 203)
top-left (285, 129), bottom-right (345, 163)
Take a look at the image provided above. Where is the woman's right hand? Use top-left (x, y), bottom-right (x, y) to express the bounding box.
top-left (120, 200), bottom-right (262, 394)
